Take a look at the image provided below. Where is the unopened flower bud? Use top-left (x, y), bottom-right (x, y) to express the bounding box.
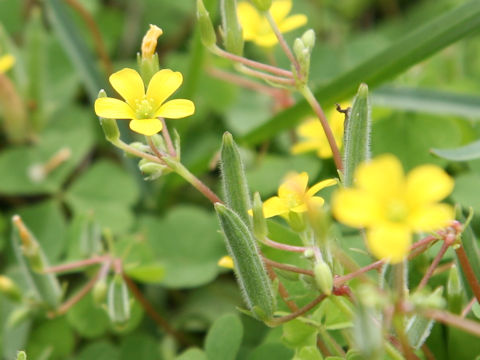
top-left (301, 29), bottom-right (315, 50)
top-left (293, 38), bottom-right (306, 60)
top-left (314, 261), bottom-right (333, 295)
top-left (139, 159), bottom-right (169, 180)
top-left (107, 274), bottom-right (131, 327)
top-left (220, 0), bottom-right (244, 55)
top-left (141, 24), bottom-right (163, 59)
top-left (250, 0), bottom-right (272, 11)
top-left (97, 90), bottom-right (120, 143)
top-left (0, 275), bottom-right (22, 302)
top-left (16, 351), bottom-right (27, 360)
top-left (93, 279), bottom-right (108, 306)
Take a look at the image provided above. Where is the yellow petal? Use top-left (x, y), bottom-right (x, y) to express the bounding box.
top-left (406, 165), bottom-right (454, 206)
top-left (155, 99), bottom-right (195, 119)
top-left (291, 140), bottom-right (320, 155)
top-left (297, 118), bottom-right (323, 139)
top-left (270, 0), bottom-right (292, 23)
top-left (356, 154), bottom-right (405, 200)
top-left (237, 1), bottom-right (261, 40)
top-left (332, 188), bottom-right (383, 228)
top-left (366, 224), bottom-right (411, 263)
top-left (218, 256), bottom-right (234, 269)
top-left (129, 118), bottom-right (163, 136)
top-left (307, 196), bottom-right (325, 209)
top-left (0, 54), bottom-right (15, 73)
top-left (278, 14), bottom-right (307, 33)
top-left (408, 204), bottom-right (454, 232)
top-left (146, 69), bottom-right (183, 109)
top-left (307, 178), bottom-right (337, 197)
top-left (263, 196), bottom-right (289, 218)
top-left (278, 172), bottom-right (309, 199)
top-left (254, 33), bottom-right (279, 47)
top-left (109, 68), bottom-right (145, 107)
top-left (94, 97), bottom-right (135, 119)
top-left (291, 203), bottom-right (307, 213)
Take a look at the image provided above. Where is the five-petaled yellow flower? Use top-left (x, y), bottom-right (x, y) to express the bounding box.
top-left (94, 68), bottom-right (195, 136)
top-left (291, 103), bottom-right (348, 159)
top-left (237, 0), bottom-right (307, 47)
top-left (263, 172), bottom-right (337, 219)
top-left (0, 54), bottom-right (15, 74)
top-left (332, 155), bottom-right (454, 263)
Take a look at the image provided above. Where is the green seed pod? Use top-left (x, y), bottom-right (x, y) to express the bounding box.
top-left (107, 274), bottom-right (131, 326)
top-left (97, 90), bottom-right (120, 143)
top-left (447, 264), bottom-right (463, 314)
top-left (220, 0), bottom-right (244, 55)
top-left (197, 0), bottom-right (217, 49)
top-left (314, 261), bottom-right (333, 295)
top-left (343, 83), bottom-right (370, 187)
top-left (215, 203), bottom-right (275, 320)
top-left (252, 192), bottom-right (267, 242)
top-left (250, 0), bottom-right (272, 12)
top-left (11, 215), bottom-right (62, 310)
top-left (406, 315), bottom-right (434, 349)
top-left (220, 132), bottom-right (252, 226)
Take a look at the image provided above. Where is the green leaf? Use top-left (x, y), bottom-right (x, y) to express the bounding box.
top-left (293, 346), bottom-right (323, 360)
top-left (0, 108), bottom-right (94, 195)
top-left (44, 0), bottom-right (107, 102)
top-left (66, 292), bottom-right (110, 339)
top-left (75, 341), bottom-right (120, 360)
top-left (431, 140), bottom-right (480, 162)
top-left (124, 263), bottom-right (165, 284)
top-left (241, 0), bottom-right (480, 145)
top-left (140, 206), bottom-right (225, 288)
top-left (176, 348), bottom-right (208, 360)
top-left (205, 313), bottom-right (243, 360)
top-left (472, 301), bottom-right (480, 320)
top-left (247, 343), bottom-right (294, 360)
top-left (120, 333), bottom-right (160, 360)
top-left (282, 319), bottom-right (318, 349)
top-left (372, 86), bottom-right (480, 119)
top-left (65, 160), bottom-right (140, 233)
top-left (343, 83), bottom-right (371, 187)
top-left (26, 317), bottom-right (74, 360)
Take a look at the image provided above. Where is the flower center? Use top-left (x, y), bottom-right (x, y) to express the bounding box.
top-left (134, 97), bottom-right (155, 119)
top-left (386, 199), bottom-right (408, 223)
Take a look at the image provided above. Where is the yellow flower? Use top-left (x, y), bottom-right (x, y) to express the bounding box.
top-left (94, 68), bottom-right (195, 136)
top-left (218, 255), bottom-right (234, 269)
top-left (332, 155), bottom-right (454, 263)
top-left (237, 0), bottom-right (307, 48)
top-left (263, 172), bottom-right (337, 219)
top-left (0, 54), bottom-right (15, 73)
top-left (291, 103), bottom-right (348, 159)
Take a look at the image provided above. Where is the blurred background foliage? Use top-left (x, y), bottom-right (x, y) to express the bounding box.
top-left (0, 0), bottom-right (480, 359)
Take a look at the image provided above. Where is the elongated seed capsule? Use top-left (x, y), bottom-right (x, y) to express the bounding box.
top-left (215, 203), bottom-right (275, 320)
top-left (252, 192), bottom-right (267, 242)
top-left (197, 0), bottom-right (217, 49)
top-left (11, 215), bottom-right (62, 310)
top-left (220, 0), bottom-right (244, 55)
top-left (447, 265), bottom-right (463, 314)
top-left (220, 132), bottom-right (252, 226)
top-left (343, 83), bottom-right (371, 187)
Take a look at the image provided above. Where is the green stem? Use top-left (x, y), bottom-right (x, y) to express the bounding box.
top-left (300, 85), bottom-right (343, 171)
top-left (385, 342), bottom-right (406, 360)
top-left (318, 326), bottom-right (346, 357)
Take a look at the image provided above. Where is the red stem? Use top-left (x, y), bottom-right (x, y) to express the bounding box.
top-left (455, 246), bottom-right (480, 303)
top-left (417, 241), bottom-right (449, 291)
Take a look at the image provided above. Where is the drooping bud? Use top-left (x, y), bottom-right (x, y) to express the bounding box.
top-left (197, 0), bottom-right (217, 49)
top-left (301, 29), bottom-right (315, 50)
top-left (97, 90), bottom-right (120, 143)
top-left (107, 274), bottom-right (131, 326)
top-left (220, 0), bottom-right (244, 55)
top-left (313, 261), bottom-right (333, 295)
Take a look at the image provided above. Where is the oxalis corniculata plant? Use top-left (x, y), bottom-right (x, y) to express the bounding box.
top-left (2, 0), bottom-right (480, 359)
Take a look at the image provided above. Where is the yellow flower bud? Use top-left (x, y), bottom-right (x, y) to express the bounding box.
top-left (141, 24), bottom-right (163, 59)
